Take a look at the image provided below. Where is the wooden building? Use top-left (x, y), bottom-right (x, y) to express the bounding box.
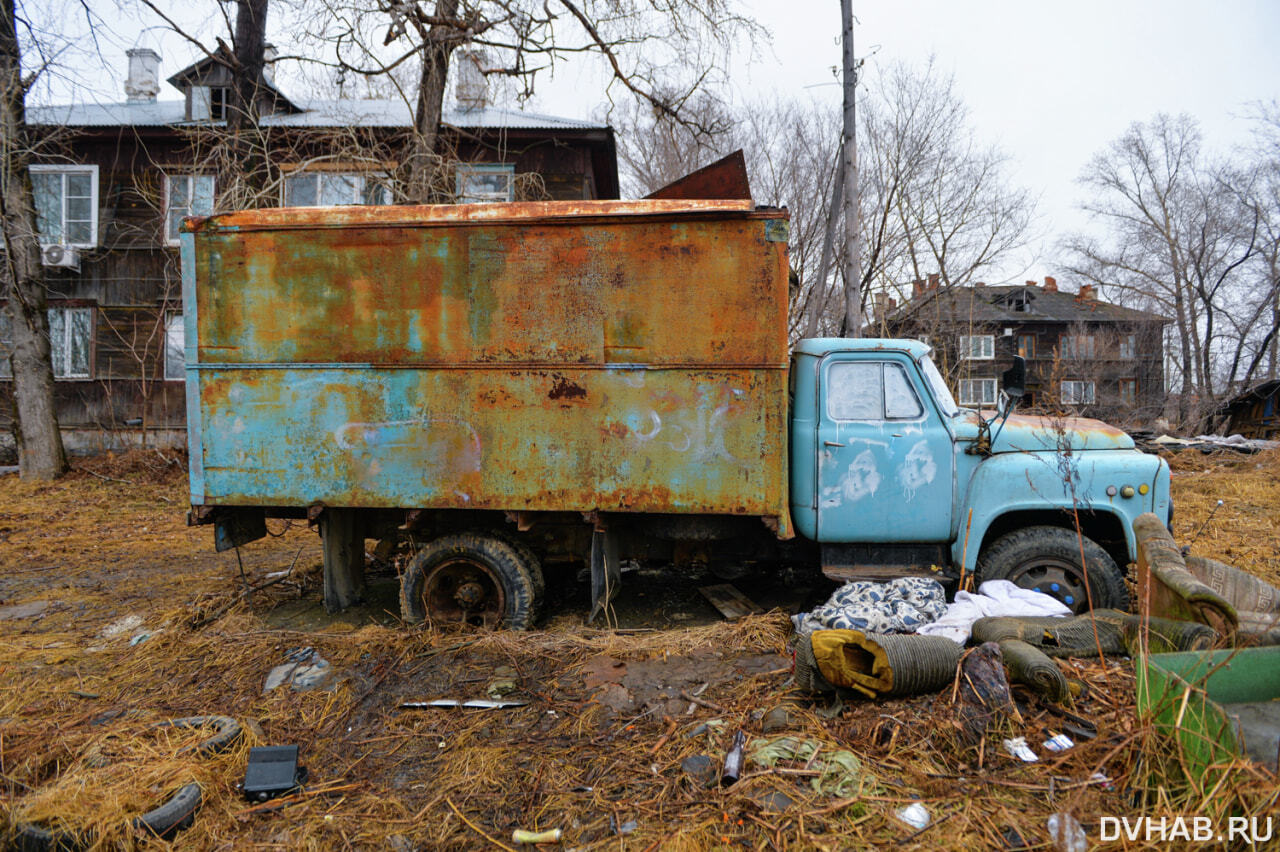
top-left (0, 48), bottom-right (619, 457)
top-left (883, 276), bottom-right (1171, 426)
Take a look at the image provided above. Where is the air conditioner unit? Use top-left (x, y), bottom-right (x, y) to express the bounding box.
top-left (41, 244), bottom-right (80, 270)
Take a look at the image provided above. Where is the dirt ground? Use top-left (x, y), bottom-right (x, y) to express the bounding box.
top-left (1, 449), bottom-right (1278, 850)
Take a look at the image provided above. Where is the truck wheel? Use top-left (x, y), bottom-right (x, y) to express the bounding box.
top-left (400, 533), bottom-right (543, 630)
top-left (975, 526), bottom-right (1129, 613)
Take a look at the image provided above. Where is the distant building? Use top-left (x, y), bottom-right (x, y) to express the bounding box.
top-left (1, 48), bottom-right (619, 455)
top-left (883, 275), bottom-right (1172, 424)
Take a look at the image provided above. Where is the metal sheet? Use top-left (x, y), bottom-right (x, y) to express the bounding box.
top-left (187, 201), bottom-right (791, 531)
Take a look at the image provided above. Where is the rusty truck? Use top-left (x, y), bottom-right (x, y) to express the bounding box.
top-left (181, 199), bottom-right (1171, 628)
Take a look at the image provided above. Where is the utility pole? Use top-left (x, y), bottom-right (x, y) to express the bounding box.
top-left (839, 0), bottom-right (861, 337)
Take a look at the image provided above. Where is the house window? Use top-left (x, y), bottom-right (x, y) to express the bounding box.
top-left (959, 334), bottom-right (994, 360)
top-left (959, 378), bottom-right (997, 407)
top-left (456, 164), bottom-right (514, 203)
top-left (1016, 334), bottom-right (1036, 359)
top-left (1, 306), bottom-right (93, 379)
top-left (1061, 334), bottom-right (1095, 359)
top-left (165, 175), bottom-right (215, 244)
top-left (1118, 378), bottom-right (1137, 406)
top-left (283, 173), bottom-right (393, 207)
top-left (1119, 334), bottom-right (1137, 360)
top-left (165, 313), bottom-right (185, 381)
top-left (1061, 380), bottom-right (1096, 405)
top-left (30, 165), bottom-right (98, 247)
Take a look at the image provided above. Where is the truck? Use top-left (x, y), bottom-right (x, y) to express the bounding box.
top-left (180, 198), bottom-right (1171, 628)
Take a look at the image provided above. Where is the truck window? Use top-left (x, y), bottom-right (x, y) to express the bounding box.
top-left (919, 354), bottom-right (959, 417)
top-left (827, 362), bottom-right (923, 421)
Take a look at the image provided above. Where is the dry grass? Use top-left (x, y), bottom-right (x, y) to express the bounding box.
top-left (0, 449), bottom-right (1278, 849)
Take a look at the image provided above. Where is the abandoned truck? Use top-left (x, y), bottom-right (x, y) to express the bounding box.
top-left (180, 199), bottom-right (1170, 628)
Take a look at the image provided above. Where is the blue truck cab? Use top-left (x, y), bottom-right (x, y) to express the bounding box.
top-left (790, 338), bottom-right (1171, 610)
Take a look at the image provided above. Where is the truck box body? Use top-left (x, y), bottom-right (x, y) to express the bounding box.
top-left (183, 200), bottom-right (792, 532)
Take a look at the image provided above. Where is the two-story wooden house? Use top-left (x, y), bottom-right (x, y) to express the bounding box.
top-left (1, 48), bottom-right (619, 458)
top-left (883, 275), bottom-right (1171, 425)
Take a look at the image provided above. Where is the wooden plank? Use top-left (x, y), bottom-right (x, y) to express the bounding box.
top-left (698, 583), bottom-right (763, 620)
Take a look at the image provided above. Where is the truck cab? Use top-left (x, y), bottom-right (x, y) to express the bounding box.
top-left (790, 338), bottom-right (1171, 611)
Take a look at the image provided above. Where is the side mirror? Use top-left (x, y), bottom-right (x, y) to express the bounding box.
top-left (1001, 356), bottom-right (1026, 400)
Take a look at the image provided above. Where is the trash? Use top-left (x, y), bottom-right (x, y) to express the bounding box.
top-left (957, 643), bottom-right (1017, 744)
top-left (681, 754), bottom-right (717, 787)
top-left (1002, 737), bottom-right (1038, 763)
top-left (1043, 733), bottom-right (1074, 752)
top-left (760, 704), bottom-right (798, 733)
top-left (996, 639), bottom-right (1074, 704)
top-left (896, 801), bottom-right (930, 830)
top-left (611, 817), bottom-right (637, 835)
top-left (242, 745), bottom-right (304, 802)
top-left (748, 736), bottom-right (877, 797)
top-left (129, 630), bottom-right (156, 646)
top-left (1047, 812), bottom-right (1087, 852)
top-left (804, 629), bottom-right (964, 698)
top-left (400, 699), bottom-right (528, 710)
top-left (512, 828), bottom-right (562, 844)
top-left (720, 729), bottom-right (746, 787)
top-left (487, 666), bottom-right (519, 699)
top-left (264, 647), bottom-right (334, 693)
top-left (100, 614), bottom-right (144, 639)
top-left (1089, 772), bottom-right (1114, 791)
top-left (681, 719), bottom-right (725, 739)
top-left (792, 577), bottom-right (948, 635)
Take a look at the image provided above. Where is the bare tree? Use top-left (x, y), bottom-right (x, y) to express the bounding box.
top-left (293, 0), bottom-right (761, 202)
top-left (1063, 114), bottom-right (1263, 428)
top-left (0, 0), bottom-right (68, 479)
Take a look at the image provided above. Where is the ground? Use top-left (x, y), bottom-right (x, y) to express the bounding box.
top-left (0, 450), bottom-right (1278, 850)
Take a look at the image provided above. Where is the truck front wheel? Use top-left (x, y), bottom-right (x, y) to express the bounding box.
top-left (400, 533), bottom-right (544, 630)
top-left (975, 526), bottom-right (1129, 613)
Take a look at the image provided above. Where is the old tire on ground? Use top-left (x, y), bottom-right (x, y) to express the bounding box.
top-left (400, 532), bottom-right (543, 630)
top-left (975, 526), bottom-right (1129, 613)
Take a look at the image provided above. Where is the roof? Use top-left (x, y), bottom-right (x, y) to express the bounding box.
top-left (26, 99), bottom-right (609, 132)
top-left (793, 337), bottom-right (932, 360)
top-left (1218, 379), bottom-right (1280, 414)
top-left (889, 284), bottom-right (1171, 326)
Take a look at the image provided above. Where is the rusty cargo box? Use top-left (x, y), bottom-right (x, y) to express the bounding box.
top-left (182, 200), bottom-right (792, 534)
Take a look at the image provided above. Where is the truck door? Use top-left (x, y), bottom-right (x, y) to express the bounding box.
top-left (816, 355), bottom-right (954, 542)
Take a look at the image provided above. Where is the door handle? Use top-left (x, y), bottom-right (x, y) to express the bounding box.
top-left (892, 433), bottom-right (903, 438)
top-left (824, 440), bottom-right (845, 448)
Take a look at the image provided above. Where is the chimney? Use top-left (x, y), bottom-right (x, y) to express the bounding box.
top-left (927, 273), bottom-right (940, 290)
top-left (974, 281), bottom-right (985, 288)
top-left (1043, 276), bottom-right (1058, 293)
top-left (455, 49), bottom-right (489, 111)
top-left (125, 48), bottom-right (161, 103)
top-left (262, 44), bottom-right (277, 86)
top-left (1077, 283), bottom-right (1095, 301)
top-left (912, 278), bottom-right (925, 297)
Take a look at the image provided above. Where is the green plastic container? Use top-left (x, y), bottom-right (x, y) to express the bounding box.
top-left (1137, 646), bottom-right (1280, 786)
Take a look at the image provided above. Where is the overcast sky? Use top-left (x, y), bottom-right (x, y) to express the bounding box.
top-left (48, 1), bottom-right (1280, 285)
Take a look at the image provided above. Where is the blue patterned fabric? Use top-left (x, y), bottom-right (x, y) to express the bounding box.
top-left (792, 577), bottom-right (948, 636)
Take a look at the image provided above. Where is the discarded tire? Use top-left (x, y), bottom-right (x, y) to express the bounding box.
top-left (976, 526), bottom-right (1129, 612)
top-left (156, 714), bottom-right (242, 756)
top-left (400, 532), bottom-right (543, 630)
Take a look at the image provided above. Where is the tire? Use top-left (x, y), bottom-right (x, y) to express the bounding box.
top-left (400, 532), bottom-right (543, 630)
top-left (975, 526), bottom-right (1129, 613)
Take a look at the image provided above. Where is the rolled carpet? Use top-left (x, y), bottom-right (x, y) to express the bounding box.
top-left (809, 629), bottom-right (964, 698)
top-left (997, 638), bottom-right (1074, 704)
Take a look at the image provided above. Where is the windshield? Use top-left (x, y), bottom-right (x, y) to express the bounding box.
top-left (919, 353), bottom-right (959, 417)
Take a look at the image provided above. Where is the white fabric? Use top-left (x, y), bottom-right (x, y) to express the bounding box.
top-left (916, 579), bottom-right (1071, 644)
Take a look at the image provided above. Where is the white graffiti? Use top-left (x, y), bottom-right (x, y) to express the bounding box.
top-left (630, 403), bottom-right (742, 463)
top-left (897, 439), bottom-right (937, 499)
top-left (820, 449), bottom-right (882, 508)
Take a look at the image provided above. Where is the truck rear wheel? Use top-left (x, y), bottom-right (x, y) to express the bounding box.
top-left (975, 526), bottom-right (1129, 613)
top-left (400, 533), bottom-right (543, 630)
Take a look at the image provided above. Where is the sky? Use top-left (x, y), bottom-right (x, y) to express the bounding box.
top-left (35, 0), bottom-right (1280, 285)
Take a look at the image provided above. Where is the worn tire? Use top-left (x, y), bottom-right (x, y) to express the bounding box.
top-left (400, 532), bottom-right (543, 630)
top-left (975, 526), bottom-right (1129, 613)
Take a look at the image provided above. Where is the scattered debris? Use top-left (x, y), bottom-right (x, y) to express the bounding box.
top-left (680, 754), bottom-right (716, 787)
top-left (512, 827), bottom-right (562, 844)
top-left (400, 699), bottom-right (529, 710)
top-left (748, 736), bottom-right (876, 797)
top-left (720, 729), bottom-right (746, 786)
top-left (100, 614), bottom-right (144, 639)
top-left (956, 643), bottom-right (1018, 744)
top-left (243, 745), bottom-right (305, 803)
top-left (760, 704), bottom-right (798, 733)
top-left (1003, 737), bottom-right (1038, 763)
top-left (698, 583), bottom-right (763, 620)
top-left (1046, 812), bottom-right (1087, 852)
top-left (1043, 733), bottom-right (1074, 753)
top-left (896, 801), bottom-right (931, 830)
top-left (263, 647), bottom-right (334, 693)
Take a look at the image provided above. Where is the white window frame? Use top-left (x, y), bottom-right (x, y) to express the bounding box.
top-left (164, 175), bottom-right (215, 245)
top-left (282, 172), bottom-right (393, 207)
top-left (958, 378), bottom-right (997, 407)
top-left (959, 334), bottom-right (994, 360)
top-left (456, 163), bottom-right (514, 203)
top-left (1061, 380), bottom-right (1096, 405)
top-left (1061, 334), bottom-right (1095, 360)
top-left (164, 312), bottom-right (185, 381)
top-left (29, 164), bottom-right (99, 248)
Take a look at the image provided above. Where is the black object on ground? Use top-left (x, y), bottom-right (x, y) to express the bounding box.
top-left (243, 745), bottom-right (304, 802)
